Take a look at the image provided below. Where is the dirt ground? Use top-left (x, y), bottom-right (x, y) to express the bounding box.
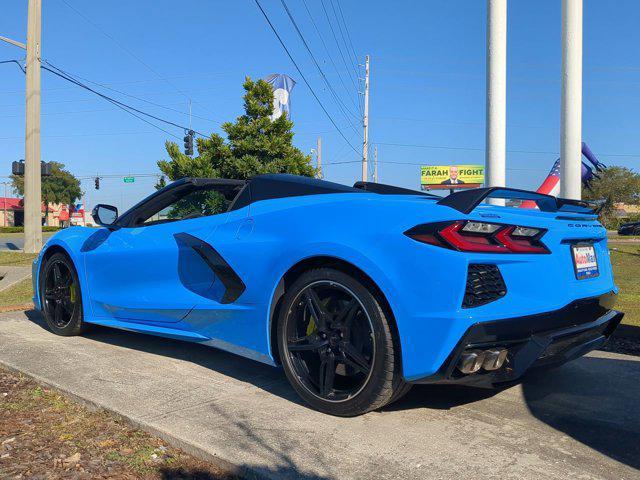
top-left (0, 367), bottom-right (236, 480)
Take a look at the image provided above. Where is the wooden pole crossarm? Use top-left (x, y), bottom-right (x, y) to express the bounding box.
top-left (0, 35), bottom-right (27, 50)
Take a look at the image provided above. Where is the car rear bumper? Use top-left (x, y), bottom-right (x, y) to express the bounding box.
top-left (410, 291), bottom-right (623, 386)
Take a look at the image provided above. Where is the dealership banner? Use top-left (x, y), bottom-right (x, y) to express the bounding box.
top-left (420, 165), bottom-right (484, 190)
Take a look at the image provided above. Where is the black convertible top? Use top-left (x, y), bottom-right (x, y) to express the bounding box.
top-left (228, 174), bottom-right (364, 211)
top-left (116, 174), bottom-right (429, 227)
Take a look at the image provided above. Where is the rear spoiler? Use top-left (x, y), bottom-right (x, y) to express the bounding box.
top-left (436, 187), bottom-right (605, 215)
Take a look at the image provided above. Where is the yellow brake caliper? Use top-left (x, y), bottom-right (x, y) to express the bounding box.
top-left (306, 317), bottom-right (316, 336)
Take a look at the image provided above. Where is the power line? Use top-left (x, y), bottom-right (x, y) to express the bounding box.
top-left (326, 0), bottom-right (363, 114)
top-left (77, 173), bottom-right (162, 180)
top-left (278, 0), bottom-right (361, 134)
top-left (0, 131), bottom-right (177, 140)
top-left (0, 59), bottom-right (26, 73)
top-left (324, 159), bottom-right (550, 172)
top-left (41, 61), bottom-right (221, 124)
top-left (0, 107), bottom-right (149, 119)
top-left (0, 72), bottom-right (233, 96)
top-left (335, 0), bottom-right (360, 73)
top-left (374, 141), bottom-right (639, 157)
top-left (319, 0), bottom-right (360, 97)
top-left (41, 65), bottom-right (181, 140)
top-left (57, 0), bottom-right (215, 117)
top-left (253, 0), bottom-right (360, 155)
top-left (299, 0), bottom-right (361, 112)
top-left (329, 0), bottom-right (360, 87)
top-left (41, 61), bottom-right (208, 138)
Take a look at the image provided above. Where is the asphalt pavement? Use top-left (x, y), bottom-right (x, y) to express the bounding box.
top-left (0, 311), bottom-right (638, 480)
top-left (0, 233), bottom-right (54, 251)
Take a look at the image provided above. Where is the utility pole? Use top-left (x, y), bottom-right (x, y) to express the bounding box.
top-left (24, 0), bottom-right (42, 252)
top-left (1, 1), bottom-right (41, 250)
top-left (316, 137), bottom-right (323, 179)
top-left (560, 0), bottom-right (583, 200)
top-left (361, 55), bottom-right (370, 182)
top-left (485, 0), bottom-right (507, 205)
top-left (373, 145), bottom-right (378, 183)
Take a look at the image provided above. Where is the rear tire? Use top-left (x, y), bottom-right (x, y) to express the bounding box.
top-left (39, 252), bottom-right (84, 336)
top-left (388, 380), bottom-right (413, 405)
top-left (277, 267), bottom-right (402, 416)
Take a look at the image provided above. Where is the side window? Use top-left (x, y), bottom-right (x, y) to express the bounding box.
top-left (118, 180), bottom-right (246, 228)
top-left (142, 188), bottom-right (227, 226)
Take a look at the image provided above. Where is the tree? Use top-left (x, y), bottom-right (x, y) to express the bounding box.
top-left (11, 162), bottom-right (83, 225)
top-left (157, 77), bottom-right (316, 215)
top-left (582, 165), bottom-right (640, 226)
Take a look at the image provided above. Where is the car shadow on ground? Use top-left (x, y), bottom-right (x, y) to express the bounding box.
top-left (26, 310), bottom-right (506, 413)
top-left (521, 356), bottom-right (640, 471)
top-left (383, 383), bottom-right (504, 411)
top-left (23, 310), bottom-right (640, 474)
top-left (23, 310), bottom-right (306, 407)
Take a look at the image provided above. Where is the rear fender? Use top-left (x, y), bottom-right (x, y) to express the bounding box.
top-left (265, 244), bottom-right (405, 363)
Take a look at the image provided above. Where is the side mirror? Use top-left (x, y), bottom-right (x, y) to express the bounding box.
top-left (92, 204), bottom-right (118, 228)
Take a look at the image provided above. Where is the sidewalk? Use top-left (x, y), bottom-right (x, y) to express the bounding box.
top-left (0, 266), bottom-right (31, 291)
top-left (0, 311), bottom-right (638, 479)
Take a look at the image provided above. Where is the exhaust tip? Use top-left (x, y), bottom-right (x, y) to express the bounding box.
top-left (482, 349), bottom-right (509, 371)
top-left (457, 350), bottom-right (486, 374)
top-left (457, 348), bottom-right (508, 374)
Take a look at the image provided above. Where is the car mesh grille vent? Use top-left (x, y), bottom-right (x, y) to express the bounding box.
top-left (463, 264), bottom-right (506, 308)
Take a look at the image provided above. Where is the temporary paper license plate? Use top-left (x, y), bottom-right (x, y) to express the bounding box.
top-left (572, 244), bottom-right (599, 280)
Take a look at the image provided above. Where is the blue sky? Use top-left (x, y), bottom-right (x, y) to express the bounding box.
top-left (1, 0), bottom-right (639, 211)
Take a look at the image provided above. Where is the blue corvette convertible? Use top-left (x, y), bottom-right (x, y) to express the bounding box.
top-left (33, 174), bottom-right (623, 416)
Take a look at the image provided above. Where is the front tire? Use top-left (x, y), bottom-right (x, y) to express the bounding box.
top-left (40, 252), bottom-right (84, 336)
top-left (277, 268), bottom-right (403, 416)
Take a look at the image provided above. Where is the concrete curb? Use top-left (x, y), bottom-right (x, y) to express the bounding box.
top-left (0, 303), bottom-right (33, 313)
top-left (0, 359), bottom-right (260, 480)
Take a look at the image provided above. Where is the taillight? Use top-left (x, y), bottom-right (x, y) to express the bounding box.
top-left (405, 221), bottom-right (549, 254)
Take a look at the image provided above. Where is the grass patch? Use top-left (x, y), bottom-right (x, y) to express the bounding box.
top-left (609, 235), bottom-right (640, 241)
top-left (0, 367), bottom-right (234, 479)
top-left (0, 251), bottom-right (37, 266)
top-left (609, 242), bottom-right (640, 327)
top-left (0, 278), bottom-right (33, 307)
top-left (0, 226), bottom-right (60, 233)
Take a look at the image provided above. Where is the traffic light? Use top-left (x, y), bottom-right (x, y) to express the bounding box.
top-left (94, 177), bottom-right (100, 190)
top-left (41, 161), bottom-right (52, 176)
top-left (12, 160), bottom-right (52, 176)
top-left (183, 130), bottom-right (194, 156)
top-left (11, 160), bottom-right (24, 175)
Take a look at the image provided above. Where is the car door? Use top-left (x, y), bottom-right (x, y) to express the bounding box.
top-left (82, 179), bottom-right (247, 324)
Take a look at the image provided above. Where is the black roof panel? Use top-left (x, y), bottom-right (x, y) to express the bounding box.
top-left (228, 174), bottom-right (363, 211)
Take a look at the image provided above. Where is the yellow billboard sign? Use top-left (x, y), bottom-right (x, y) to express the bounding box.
top-left (420, 165), bottom-right (484, 190)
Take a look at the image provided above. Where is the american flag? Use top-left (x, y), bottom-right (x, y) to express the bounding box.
top-left (521, 143), bottom-right (606, 209)
top-left (537, 159), bottom-right (561, 197)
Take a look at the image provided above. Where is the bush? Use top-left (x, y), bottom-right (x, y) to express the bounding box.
top-left (602, 213), bottom-right (640, 231)
top-left (0, 226), bottom-right (62, 233)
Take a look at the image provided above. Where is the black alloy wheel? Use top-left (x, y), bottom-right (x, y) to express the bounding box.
top-left (41, 253), bottom-right (84, 336)
top-left (278, 268), bottom-right (407, 416)
top-left (286, 280), bottom-right (375, 401)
